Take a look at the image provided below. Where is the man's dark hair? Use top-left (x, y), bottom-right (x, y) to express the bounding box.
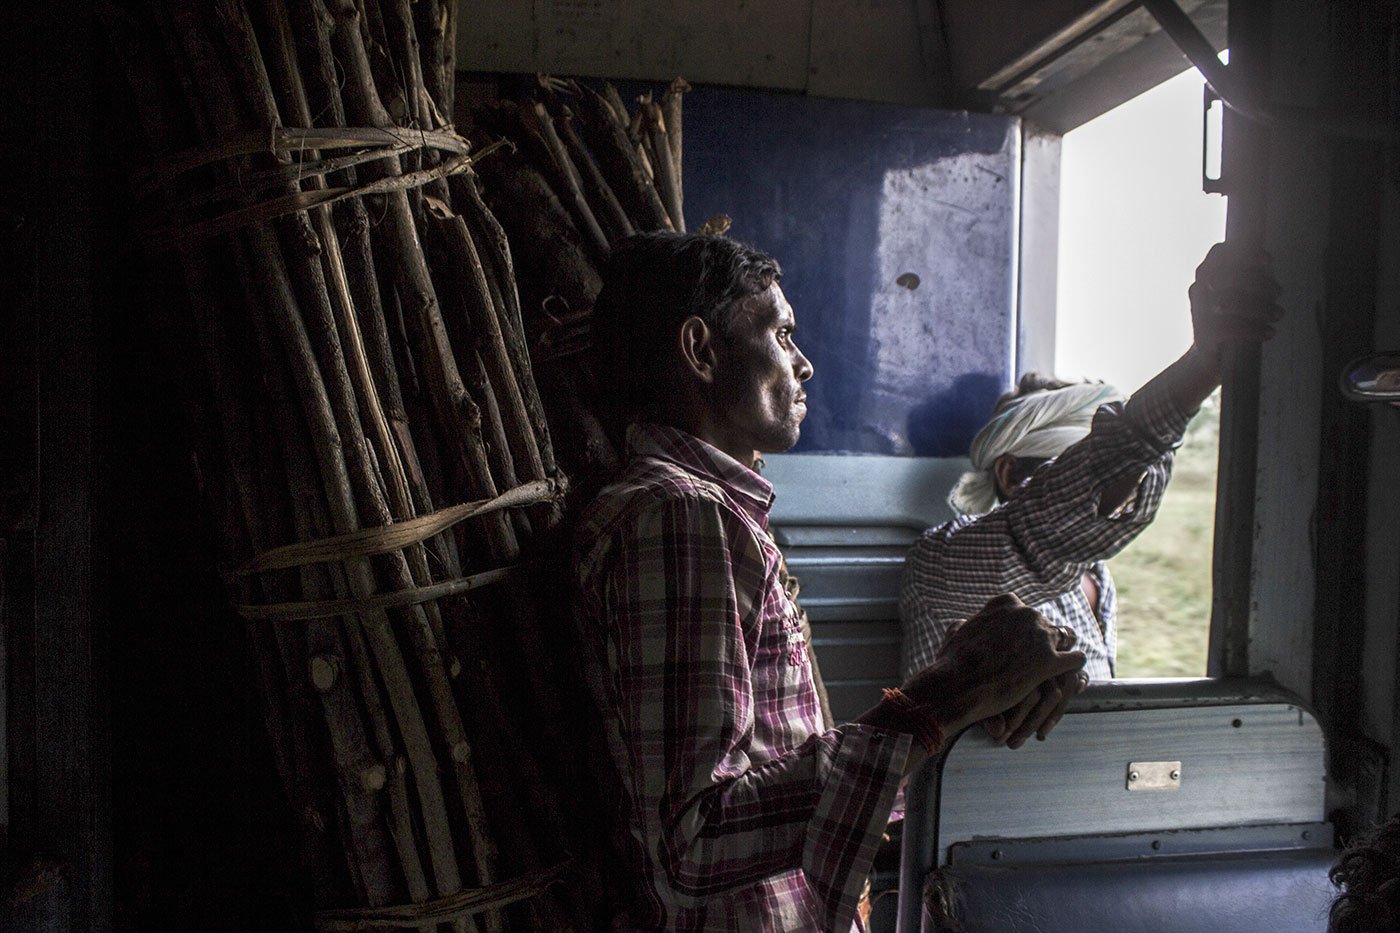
top-left (1329, 813), bottom-right (1400, 932)
top-left (589, 232), bottom-right (781, 422)
top-left (990, 371), bottom-right (1082, 416)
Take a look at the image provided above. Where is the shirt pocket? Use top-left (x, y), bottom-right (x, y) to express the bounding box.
top-left (765, 593), bottom-right (810, 671)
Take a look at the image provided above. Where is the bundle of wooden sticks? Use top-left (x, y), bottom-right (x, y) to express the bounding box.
top-left (99, 0), bottom-right (691, 928)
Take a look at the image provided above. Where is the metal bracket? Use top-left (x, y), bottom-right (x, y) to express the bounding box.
top-left (1203, 84), bottom-right (1226, 194)
top-left (1127, 760), bottom-right (1183, 791)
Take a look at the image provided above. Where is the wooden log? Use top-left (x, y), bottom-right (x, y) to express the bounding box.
top-left (238, 220), bottom-right (471, 911)
top-left (354, 0), bottom-right (416, 143)
top-left (443, 600), bottom-right (590, 932)
top-left (542, 99), bottom-right (635, 243)
top-left (375, 10), bottom-right (591, 926)
top-left (467, 338), bottom-right (526, 535)
top-left (245, 350), bottom-right (367, 902)
top-left (518, 101), bottom-right (611, 260)
top-left (420, 188), bottom-right (592, 928)
top-left (408, 16), bottom-right (560, 501)
top-left (572, 84), bottom-right (674, 232)
top-left (218, 316), bottom-right (351, 908)
top-left (628, 94), bottom-right (656, 184)
top-left (373, 0), bottom-right (556, 544)
top-left (317, 9), bottom-right (596, 930)
top-left (262, 382), bottom-right (435, 914)
top-left (602, 83), bottom-right (631, 131)
top-left (421, 197), bottom-right (549, 503)
top-left (413, 0), bottom-right (455, 120)
top-left (320, 0), bottom-right (519, 563)
top-left (180, 56), bottom-right (423, 897)
top-left (412, 221), bottom-right (584, 929)
top-left (341, 616), bottom-right (433, 909)
top-left (254, 0), bottom-right (458, 681)
top-left (412, 73), bottom-right (609, 931)
top-left (642, 101), bottom-right (684, 232)
top-left (272, 0), bottom-right (464, 586)
top-left (468, 140), bottom-right (602, 319)
top-left (260, 321), bottom-right (403, 910)
top-left (393, 44), bottom-right (593, 850)
top-left (450, 171), bottom-right (560, 484)
top-left (110, 1), bottom-right (661, 925)
top-left (371, 0), bottom-right (432, 140)
top-left (662, 78), bottom-right (689, 211)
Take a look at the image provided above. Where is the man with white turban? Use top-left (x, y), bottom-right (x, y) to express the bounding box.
top-left (899, 242), bottom-right (1281, 698)
top-left (946, 380), bottom-right (1128, 517)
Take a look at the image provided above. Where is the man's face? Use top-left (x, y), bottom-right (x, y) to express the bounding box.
top-left (710, 283), bottom-right (814, 459)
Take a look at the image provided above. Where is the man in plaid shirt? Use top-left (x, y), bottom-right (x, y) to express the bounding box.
top-left (900, 242), bottom-right (1282, 684)
top-left (575, 232), bottom-right (1088, 931)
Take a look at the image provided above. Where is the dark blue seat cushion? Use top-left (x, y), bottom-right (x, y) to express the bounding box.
top-left (926, 848), bottom-right (1338, 933)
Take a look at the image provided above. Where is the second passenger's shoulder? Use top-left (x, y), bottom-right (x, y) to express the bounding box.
top-left (919, 512), bottom-right (983, 540)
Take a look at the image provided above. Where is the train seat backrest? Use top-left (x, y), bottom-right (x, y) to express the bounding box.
top-left (899, 682), bottom-right (1337, 933)
top-left (764, 453), bottom-right (968, 721)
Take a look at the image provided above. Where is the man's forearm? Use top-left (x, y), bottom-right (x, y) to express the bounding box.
top-left (1096, 346), bottom-right (1215, 516)
top-left (1141, 345), bottom-right (1220, 419)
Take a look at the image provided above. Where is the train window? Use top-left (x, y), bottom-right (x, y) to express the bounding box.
top-left (1056, 65), bottom-right (1226, 677)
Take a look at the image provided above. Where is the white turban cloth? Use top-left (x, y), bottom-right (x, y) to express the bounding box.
top-left (947, 382), bottom-right (1125, 515)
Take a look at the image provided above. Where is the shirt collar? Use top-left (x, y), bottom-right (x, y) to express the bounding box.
top-left (626, 422), bottom-right (776, 520)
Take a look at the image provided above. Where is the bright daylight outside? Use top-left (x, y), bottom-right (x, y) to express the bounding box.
top-left (1055, 65), bottom-right (1227, 676)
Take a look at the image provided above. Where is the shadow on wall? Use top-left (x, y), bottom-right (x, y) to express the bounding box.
top-left (908, 371), bottom-right (1003, 457)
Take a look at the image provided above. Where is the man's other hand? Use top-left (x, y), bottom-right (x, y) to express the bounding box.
top-left (1189, 241), bottom-right (1284, 369)
top-left (901, 594), bottom-right (1087, 746)
top-left (979, 667), bottom-right (1091, 749)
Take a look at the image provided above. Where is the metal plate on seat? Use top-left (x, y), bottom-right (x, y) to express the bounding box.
top-left (1127, 759), bottom-right (1183, 791)
top-left (929, 703), bottom-right (1325, 864)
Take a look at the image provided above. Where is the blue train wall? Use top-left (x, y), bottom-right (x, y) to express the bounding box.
top-left (678, 86), bottom-right (1022, 456)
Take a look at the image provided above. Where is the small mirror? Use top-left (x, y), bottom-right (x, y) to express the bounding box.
top-left (1340, 352), bottom-right (1400, 403)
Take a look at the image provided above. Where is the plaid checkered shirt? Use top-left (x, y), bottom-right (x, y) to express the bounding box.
top-left (899, 378), bottom-right (1195, 682)
top-left (575, 422), bottom-right (909, 932)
